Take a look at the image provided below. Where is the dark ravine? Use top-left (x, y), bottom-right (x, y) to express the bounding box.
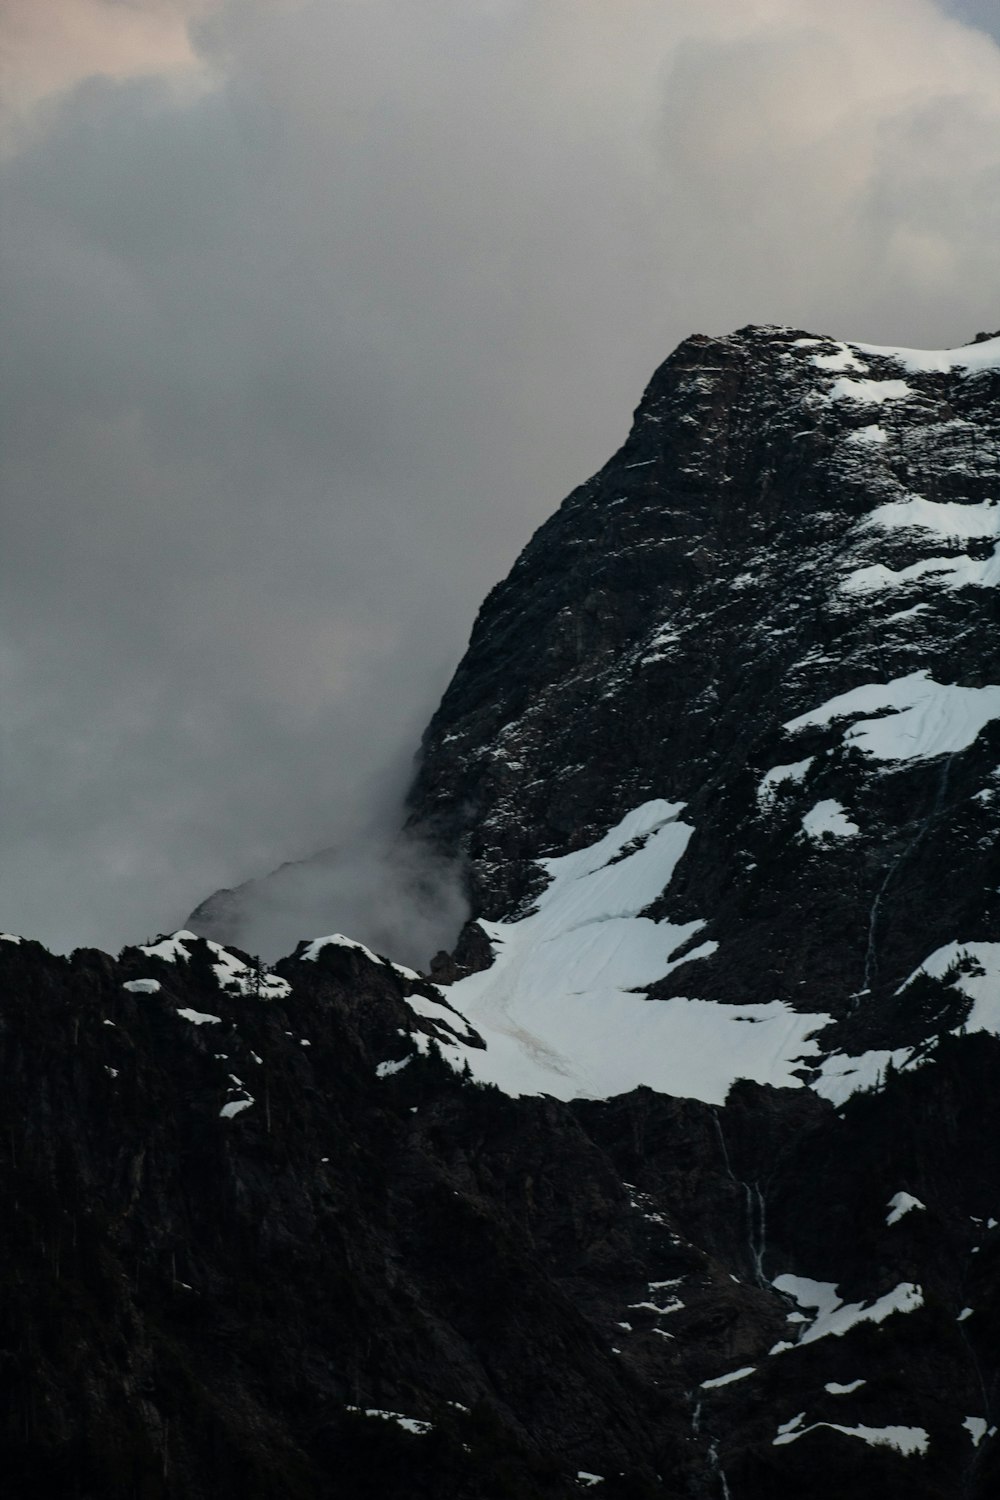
top-left (5, 325), bottom-right (1000, 1496)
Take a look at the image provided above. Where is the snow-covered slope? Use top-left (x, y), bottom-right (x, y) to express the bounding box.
top-left (427, 800), bottom-right (826, 1102)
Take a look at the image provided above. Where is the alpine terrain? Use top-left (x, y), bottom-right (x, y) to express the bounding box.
top-left (3, 325), bottom-right (1000, 1498)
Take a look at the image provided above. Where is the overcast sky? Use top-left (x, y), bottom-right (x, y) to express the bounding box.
top-left (2, 0), bottom-right (999, 955)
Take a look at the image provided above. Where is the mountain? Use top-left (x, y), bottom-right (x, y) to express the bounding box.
top-left (3, 325), bottom-right (1000, 1498)
top-left (405, 323), bottom-right (1000, 1100)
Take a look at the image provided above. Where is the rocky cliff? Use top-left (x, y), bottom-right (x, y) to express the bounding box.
top-left (4, 324), bottom-right (1000, 1497)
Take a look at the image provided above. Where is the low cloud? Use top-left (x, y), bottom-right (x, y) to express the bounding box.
top-left (187, 826), bottom-right (469, 971)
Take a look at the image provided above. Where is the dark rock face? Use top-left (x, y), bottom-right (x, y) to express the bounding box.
top-left (3, 326), bottom-right (1000, 1495)
top-left (1, 933), bottom-right (998, 1498)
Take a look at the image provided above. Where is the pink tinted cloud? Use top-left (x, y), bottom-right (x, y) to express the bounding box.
top-left (0, 0), bottom-right (223, 119)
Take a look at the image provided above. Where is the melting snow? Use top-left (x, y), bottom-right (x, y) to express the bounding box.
top-left (801, 800), bottom-right (859, 840)
top-left (701, 1366), bottom-right (756, 1389)
top-left (886, 1192), bottom-right (926, 1226)
top-left (841, 551), bottom-right (1000, 595)
top-left (773, 1276), bottom-right (840, 1324)
top-left (883, 603), bottom-right (928, 624)
top-left (345, 1407), bottom-right (432, 1435)
top-left (812, 346), bottom-right (868, 373)
top-left (628, 1298), bottom-right (683, 1315)
top-left (865, 496), bottom-right (1000, 541)
top-left (376, 1057), bottom-right (412, 1078)
top-left (219, 1098), bottom-right (254, 1119)
top-left (139, 931), bottom-right (201, 962)
top-left (123, 979), bottom-right (161, 994)
top-left (785, 672), bottom-right (1000, 762)
top-left (210, 945), bottom-right (291, 1000)
top-left (853, 336), bottom-right (1000, 375)
top-left (828, 377), bottom-right (912, 405)
top-left (811, 1045), bottom-right (917, 1106)
top-left (139, 931), bottom-right (291, 999)
top-left (849, 424), bottom-right (888, 445)
top-left (898, 942), bottom-right (1000, 1038)
top-left (757, 758), bottom-right (813, 809)
top-left (300, 932), bottom-right (421, 982)
top-left (772, 1274), bottom-right (923, 1346)
top-left (962, 1417), bottom-right (991, 1447)
top-left (774, 1420), bottom-right (928, 1456)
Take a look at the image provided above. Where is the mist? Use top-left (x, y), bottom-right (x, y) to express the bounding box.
top-left (186, 827), bottom-right (469, 971)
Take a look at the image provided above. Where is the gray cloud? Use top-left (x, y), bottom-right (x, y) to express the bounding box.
top-left (939, 1), bottom-right (1000, 42)
top-left (187, 827), bottom-right (470, 970)
top-left (2, 0), bottom-right (999, 959)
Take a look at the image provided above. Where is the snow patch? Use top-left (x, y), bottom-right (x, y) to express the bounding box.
top-left (139, 931), bottom-right (201, 962)
top-left (883, 603), bottom-right (928, 624)
top-left (139, 931), bottom-right (291, 999)
top-left (841, 551), bottom-right (1000, 595)
top-left (898, 942), bottom-right (1000, 1039)
top-left (828, 377), bottom-right (912, 405)
top-left (176, 1007), bottom-right (222, 1026)
top-left (300, 931), bottom-right (421, 982)
top-left (886, 1191), bottom-right (926, 1226)
top-left (210, 945), bottom-right (291, 1000)
top-left (757, 758), bottom-right (813, 809)
top-left (849, 424), bottom-right (888, 445)
top-left (772, 1274), bottom-right (923, 1346)
top-left (346, 1407), bottom-right (432, 1435)
top-left (962, 1417), bottom-right (992, 1447)
top-left (123, 979), bottom-right (161, 994)
top-left (811, 1045), bottom-right (918, 1106)
top-left (785, 672), bottom-right (1000, 762)
top-left (825, 1380), bottom-right (865, 1395)
top-left (853, 336), bottom-right (1000, 375)
top-left (376, 1057), bottom-right (412, 1078)
top-left (219, 1098), bottom-right (254, 1119)
top-left (866, 496), bottom-right (1000, 541)
top-left (774, 1420), bottom-right (928, 1456)
top-left (812, 345), bottom-right (868, 373)
top-left (801, 800), bottom-right (859, 840)
top-left (701, 1366), bottom-right (756, 1389)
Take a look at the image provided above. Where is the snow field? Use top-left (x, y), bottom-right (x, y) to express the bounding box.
top-left (433, 801), bottom-right (829, 1103)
